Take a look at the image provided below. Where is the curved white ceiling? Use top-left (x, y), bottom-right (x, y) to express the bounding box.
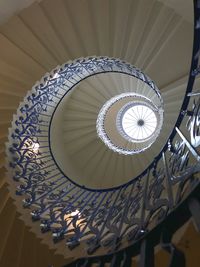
top-left (0, 0), bottom-right (196, 262)
top-left (0, 0), bottom-right (193, 25)
top-left (0, 0), bottom-right (41, 25)
top-left (158, 0), bottom-right (193, 23)
top-left (50, 71), bottom-right (166, 189)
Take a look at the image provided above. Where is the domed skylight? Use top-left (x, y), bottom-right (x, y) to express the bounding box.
top-left (97, 92), bottom-right (163, 155)
top-left (121, 104), bottom-right (157, 142)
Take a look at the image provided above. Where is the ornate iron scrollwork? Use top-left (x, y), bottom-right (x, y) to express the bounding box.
top-left (5, 3), bottom-right (200, 263)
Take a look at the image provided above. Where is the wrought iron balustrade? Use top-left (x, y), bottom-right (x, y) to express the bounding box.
top-left (5, 1), bottom-right (200, 267)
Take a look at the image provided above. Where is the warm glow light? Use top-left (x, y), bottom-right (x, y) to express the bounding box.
top-left (63, 210), bottom-right (80, 221)
top-left (70, 210), bottom-right (79, 217)
top-left (32, 142), bottom-right (40, 153)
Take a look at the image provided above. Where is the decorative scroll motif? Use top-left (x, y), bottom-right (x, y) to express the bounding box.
top-left (144, 164), bottom-right (169, 227)
top-left (6, 53), bottom-right (200, 257)
top-left (168, 140), bottom-right (190, 181)
top-left (187, 98), bottom-right (200, 147)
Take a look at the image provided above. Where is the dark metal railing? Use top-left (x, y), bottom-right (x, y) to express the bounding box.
top-left (65, 0), bottom-right (200, 266)
top-left (6, 1), bottom-right (200, 267)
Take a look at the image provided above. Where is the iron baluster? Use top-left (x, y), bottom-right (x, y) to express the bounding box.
top-left (162, 152), bottom-right (174, 208)
top-left (176, 127), bottom-right (200, 161)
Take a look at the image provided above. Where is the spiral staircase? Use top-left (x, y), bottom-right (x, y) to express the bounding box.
top-left (1, 0), bottom-right (200, 266)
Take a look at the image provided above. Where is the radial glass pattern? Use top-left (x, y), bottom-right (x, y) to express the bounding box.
top-left (121, 105), bottom-right (157, 141)
top-left (97, 91), bottom-right (163, 155)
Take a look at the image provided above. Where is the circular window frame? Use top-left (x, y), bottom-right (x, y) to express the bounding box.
top-left (97, 93), bottom-right (163, 155)
top-left (116, 101), bottom-right (160, 143)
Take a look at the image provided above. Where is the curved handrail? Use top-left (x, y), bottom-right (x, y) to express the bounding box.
top-left (65, 0), bottom-right (200, 263)
top-left (5, 0), bottom-right (200, 265)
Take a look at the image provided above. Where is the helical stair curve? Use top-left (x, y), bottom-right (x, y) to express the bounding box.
top-left (1, 0), bottom-right (200, 267)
